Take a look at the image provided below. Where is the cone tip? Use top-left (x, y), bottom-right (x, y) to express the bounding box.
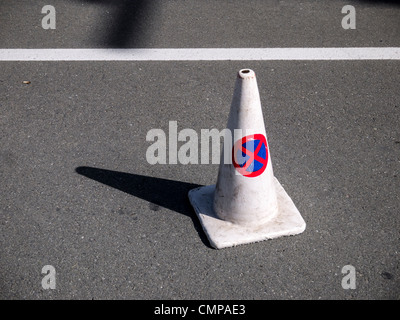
top-left (238, 69), bottom-right (256, 79)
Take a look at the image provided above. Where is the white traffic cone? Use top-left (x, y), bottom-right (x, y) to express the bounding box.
top-left (188, 69), bottom-right (306, 249)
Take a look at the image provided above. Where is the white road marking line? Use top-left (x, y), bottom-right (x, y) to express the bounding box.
top-left (0, 48), bottom-right (399, 61)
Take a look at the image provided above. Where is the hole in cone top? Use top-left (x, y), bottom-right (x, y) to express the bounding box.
top-left (238, 69), bottom-right (255, 79)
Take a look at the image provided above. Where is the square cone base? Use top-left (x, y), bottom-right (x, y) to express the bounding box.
top-left (188, 177), bottom-right (306, 249)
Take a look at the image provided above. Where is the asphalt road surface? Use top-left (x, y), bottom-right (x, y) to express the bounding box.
top-left (0, 0), bottom-right (399, 300)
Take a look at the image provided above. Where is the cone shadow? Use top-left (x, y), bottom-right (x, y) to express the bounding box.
top-left (105, 0), bottom-right (155, 48)
top-left (71, 0), bottom-right (156, 48)
top-left (75, 166), bottom-right (212, 247)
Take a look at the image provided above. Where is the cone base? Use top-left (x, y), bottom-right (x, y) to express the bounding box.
top-left (188, 177), bottom-right (306, 249)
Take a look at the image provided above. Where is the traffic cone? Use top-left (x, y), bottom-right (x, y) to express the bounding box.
top-left (188, 69), bottom-right (306, 249)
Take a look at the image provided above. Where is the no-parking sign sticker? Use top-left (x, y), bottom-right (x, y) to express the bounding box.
top-left (232, 134), bottom-right (268, 177)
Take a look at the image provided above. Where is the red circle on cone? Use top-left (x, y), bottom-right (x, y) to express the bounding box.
top-left (232, 134), bottom-right (268, 177)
